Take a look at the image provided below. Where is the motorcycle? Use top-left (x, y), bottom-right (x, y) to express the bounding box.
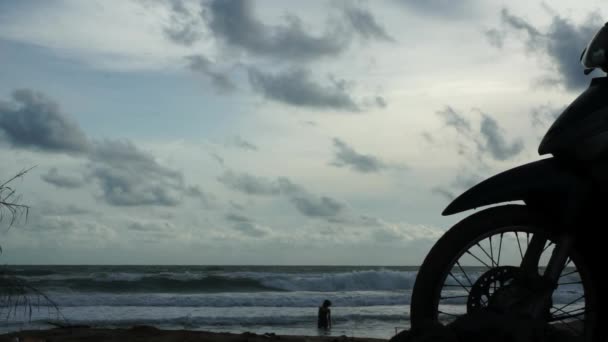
top-left (409, 23), bottom-right (608, 341)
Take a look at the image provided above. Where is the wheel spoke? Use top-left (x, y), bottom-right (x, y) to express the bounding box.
top-left (455, 261), bottom-right (474, 288)
top-left (515, 232), bottom-right (524, 260)
top-left (497, 233), bottom-right (503, 266)
top-left (440, 295), bottom-right (469, 300)
top-left (560, 269), bottom-right (579, 278)
top-left (489, 236), bottom-right (495, 267)
top-left (447, 271), bottom-right (471, 294)
top-left (558, 281), bottom-right (583, 286)
top-left (465, 250), bottom-right (491, 269)
top-left (551, 295), bottom-right (585, 314)
top-left (549, 306), bottom-right (585, 336)
top-left (549, 307), bottom-right (586, 322)
top-left (475, 242), bottom-right (496, 268)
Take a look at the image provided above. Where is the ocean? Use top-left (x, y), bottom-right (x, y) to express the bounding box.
top-left (0, 265), bottom-right (585, 339)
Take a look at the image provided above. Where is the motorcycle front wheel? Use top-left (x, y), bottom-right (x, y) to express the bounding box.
top-left (410, 205), bottom-right (598, 341)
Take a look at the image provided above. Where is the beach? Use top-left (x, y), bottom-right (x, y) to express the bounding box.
top-left (0, 265), bottom-right (584, 340)
top-left (0, 326), bottom-right (387, 342)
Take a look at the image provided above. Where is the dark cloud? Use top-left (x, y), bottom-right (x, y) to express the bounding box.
top-left (89, 140), bottom-right (185, 206)
top-left (0, 89), bottom-right (89, 154)
top-left (225, 213), bottom-right (268, 237)
top-left (484, 28), bottom-right (505, 48)
top-left (206, 0), bottom-right (350, 61)
top-left (479, 115), bottom-right (524, 161)
top-left (41, 168), bottom-right (84, 189)
top-left (436, 107), bottom-right (523, 161)
top-left (247, 67), bottom-right (360, 111)
top-left (185, 185), bottom-right (217, 208)
top-left (164, 11), bottom-right (203, 46)
top-left (219, 171), bottom-right (345, 220)
top-left (231, 136), bottom-right (257, 151)
top-left (437, 106), bottom-right (472, 136)
top-left (491, 9), bottom-right (602, 90)
top-left (342, 4), bottom-right (394, 42)
top-left (126, 221), bottom-right (176, 241)
top-left (217, 170), bottom-right (280, 196)
top-left (186, 55), bottom-right (236, 93)
top-left (289, 195), bottom-right (343, 218)
top-left (229, 201), bottom-right (245, 211)
top-left (330, 138), bottom-right (386, 173)
top-left (396, 0), bottom-right (476, 18)
top-left (375, 96), bottom-right (388, 108)
top-left (210, 152), bottom-right (225, 166)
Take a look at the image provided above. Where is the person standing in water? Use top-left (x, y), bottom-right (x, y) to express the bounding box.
top-left (317, 299), bottom-right (332, 330)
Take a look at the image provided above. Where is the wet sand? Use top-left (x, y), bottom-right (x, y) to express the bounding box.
top-left (0, 326), bottom-right (388, 342)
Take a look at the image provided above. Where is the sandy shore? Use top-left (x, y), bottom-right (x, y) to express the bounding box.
top-left (0, 326), bottom-right (388, 342)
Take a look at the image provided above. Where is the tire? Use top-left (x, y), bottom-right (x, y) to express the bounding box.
top-left (410, 205), bottom-right (598, 341)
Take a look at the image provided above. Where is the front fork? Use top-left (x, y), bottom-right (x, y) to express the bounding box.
top-left (517, 233), bottom-right (574, 319)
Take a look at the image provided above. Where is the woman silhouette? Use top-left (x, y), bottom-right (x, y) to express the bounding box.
top-left (317, 299), bottom-right (332, 330)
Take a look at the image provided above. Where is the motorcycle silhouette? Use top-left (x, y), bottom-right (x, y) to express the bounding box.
top-left (409, 23), bottom-right (608, 341)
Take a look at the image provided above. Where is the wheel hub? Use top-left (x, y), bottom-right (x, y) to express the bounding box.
top-left (467, 266), bottom-right (519, 313)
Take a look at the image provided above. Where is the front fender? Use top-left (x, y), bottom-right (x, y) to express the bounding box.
top-left (443, 157), bottom-right (585, 216)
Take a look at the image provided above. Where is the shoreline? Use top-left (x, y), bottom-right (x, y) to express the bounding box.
top-left (0, 326), bottom-right (389, 342)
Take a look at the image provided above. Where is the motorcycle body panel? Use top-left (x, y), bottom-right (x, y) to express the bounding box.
top-left (442, 157), bottom-right (587, 222)
top-left (539, 77), bottom-right (608, 160)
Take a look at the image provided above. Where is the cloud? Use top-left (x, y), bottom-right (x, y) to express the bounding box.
top-left (484, 28), bottom-right (505, 48)
top-left (359, 215), bottom-right (445, 243)
top-left (491, 9), bottom-right (602, 90)
top-left (452, 172), bottom-right (482, 190)
top-left (375, 96), bottom-right (388, 108)
top-left (330, 138), bottom-right (387, 173)
top-left (230, 136), bottom-right (258, 151)
top-left (248, 67), bottom-right (360, 111)
top-left (126, 220), bottom-right (178, 241)
top-left (209, 152), bottom-right (225, 166)
top-left (0, 89), bottom-right (90, 154)
top-left (530, 104), bottom-right (564, 128)
top-left (88, 140), bottom-right (185, 206)
top-left (219, 171), bottom-right (345, 219)
top-left (342, 4), bottom-right (394, 42)
top-left (185, 185), bottom-right (217, 208)
top-left (34, 201), bottom-right (92, 217)
top-left (217, 170), bottom-right (280, 196)
top-left (289, 195), bottom-right (343, 218)
top-left (41, 168), bottom-right (84, 189)
top-left (186, 55), bottom-right (236, 93)
top-left (436, 107), bottom-right (523, 161)
top-left (225, 213), bottom-right (269, 237)
top-left (479, 115), bottom-right (524, 161)
top-left (229, 201), bottom-right (245, 211)
top-left (205, 0), bottom-right (350, 61)
top-left (437, 106), bottom-right (473, 136)
top-left (396, 0), bottom-right (476, 19)
top-left (163, 0), bottom-right (204, 46)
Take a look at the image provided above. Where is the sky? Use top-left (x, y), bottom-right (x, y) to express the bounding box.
top-left (0, 0), bottom-right (604, 265)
